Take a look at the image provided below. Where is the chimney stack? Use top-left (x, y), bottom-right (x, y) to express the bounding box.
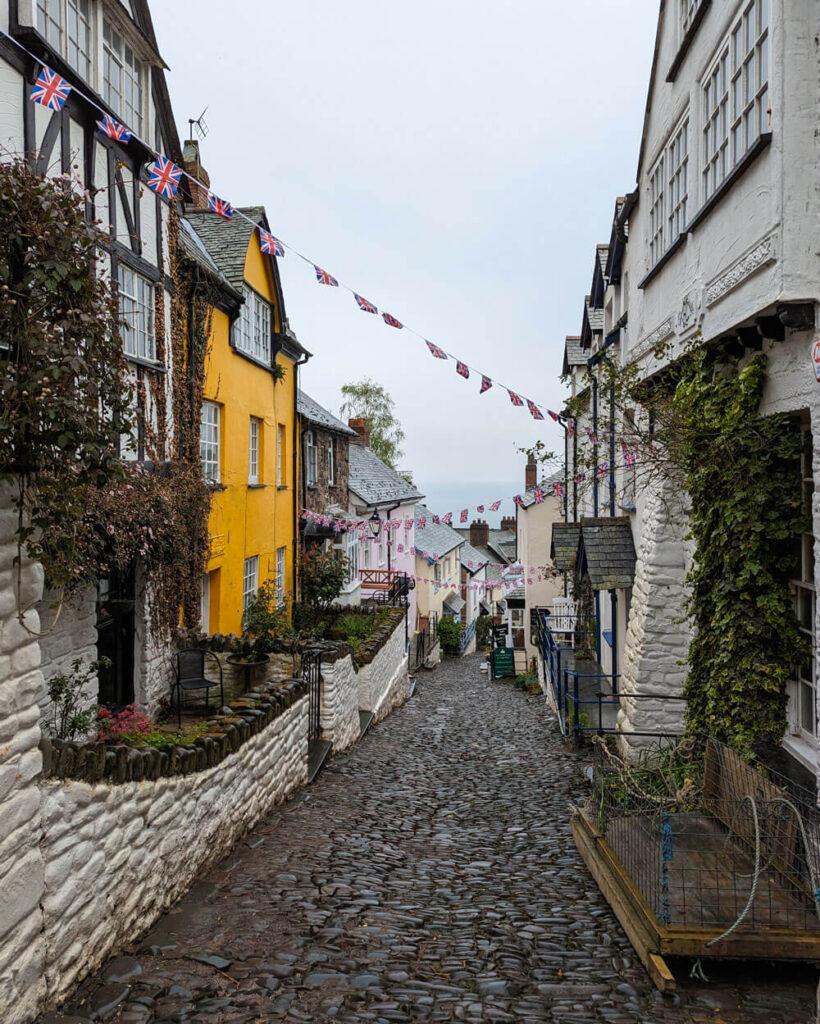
top-left (348, 418), bottom-right (370, 447)
top-left (501, 515), bottom-right (516, 533)
top-left (182, 138), bottom-right (211, 210)
top-left (470, 519), bottom-right (489, 548)
top-left (525, 461), bottom-right (537, 491)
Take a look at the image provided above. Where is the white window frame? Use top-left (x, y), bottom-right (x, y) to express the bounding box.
top-left (277, 424), bottom-right (285, 486)
top-left (346, 531), bottom-right (359, 582)
top-left (103, 18), bottom-right (144, 134)
top-left (305, 430), bottom-right (317, 487)
top-left (788, 425), bottom-right (816, 747)
top-left (243, 555), bottom-right (259, 612)
top-left (667, 116), bottom-right (689, 243)
top-left (200, 401), bottom-right (220, 484)
top-left (275, 547), bottom-right (286, 607)
top-left (648, 154), bottom-right (665, 267)
top-left (363, 535), bottom-right (371, 570)
top-left (37, 0), bottom-right (92, 80)
top-left (328, 436), bottom-right (336, 486)
top-left (118, 265), bottom-right (156, 362)
top-left (248, 417), bottom-right (260, 485)
top-left (680, 0), bottom-right (704, 38)
top-left (200, 574), bottom-right (210, 633)
top-left (235, 287), bottom-right (272, 364)
top-left (702, 0), bottom-right (769, 204)
top-left (379, 525), bottom-right (386, 565)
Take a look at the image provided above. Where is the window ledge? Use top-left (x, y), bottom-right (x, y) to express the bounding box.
top-left (781, 734), bottom-right (817, 774)
top-left (666, 0), bottom-right (712, 83)
top-left (637, 232), bottom-right (687, 290)
top-left (230, 343), bottom-right (278, 374)
top-left (247, 483), bottom-right (266, 490)
top-left (687, 133), bottom-right (773, 235)
top-left (277, 485), bottom-right (288, 491)
top-left (207, 482), bottom-right (227, 492)
top-left (125, 353), bottom-right (165, 373)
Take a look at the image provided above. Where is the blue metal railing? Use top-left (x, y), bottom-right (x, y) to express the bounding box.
top-left (460, 617), bottom-right (477, 655)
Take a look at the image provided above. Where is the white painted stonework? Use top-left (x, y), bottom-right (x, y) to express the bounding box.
top-left (320, 653), bottom-right (360, 752)
top-left (357, 618), bottom-right (411, 722)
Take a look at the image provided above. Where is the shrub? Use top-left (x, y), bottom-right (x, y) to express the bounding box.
top-left (46, 658), bottom-right (108, 740)
top-left (476, 614), bottom-right (493, 649)
top-left (301, 548), bottom-right (350, 610)
top-left (242, 580), bottom-right (291, 654)
top-left (338, 614), bottom-right (374, 649)
top-left (438, 616), bottom-right (463, 656)
top-left (97, 704), bottom-right (152, 743)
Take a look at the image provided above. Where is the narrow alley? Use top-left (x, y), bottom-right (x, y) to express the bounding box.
top-left (45, 659), bottom-right (816, 1024)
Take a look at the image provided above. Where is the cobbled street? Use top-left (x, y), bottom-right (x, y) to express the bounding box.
top-left (47, 657), bottom-right (816, 1024)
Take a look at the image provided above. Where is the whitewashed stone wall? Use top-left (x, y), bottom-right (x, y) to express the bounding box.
top-left (0, 484), bottom-right (48, 1024)
top-left (358, 617), bottom-right (410, 722)
top-left (320, 653), bottom-right (360, 752)
top-left (37, 588), bottom-right (98, 729)
top-left (616, 483), bottom-right (693, 757)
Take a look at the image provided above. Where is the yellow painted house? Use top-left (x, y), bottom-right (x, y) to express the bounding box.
top-left (183, 206), bottom-right (310, 635)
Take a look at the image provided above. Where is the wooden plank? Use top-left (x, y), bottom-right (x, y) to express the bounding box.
top-left (660, 927), bottom-right (820, 960)
top-left (571, 814), bottom-right (676, 993)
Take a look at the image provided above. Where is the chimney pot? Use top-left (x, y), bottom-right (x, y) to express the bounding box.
top-left (349, 418), bottom-right (370, 447)
top-left (469, 519), bottom-right (489, 548)
top-left (525, 461), bottom-right (537, 490)
top-left (182, 138), bottom-right (211, 211)
top-left (501, 516), bottom-right (516, 533)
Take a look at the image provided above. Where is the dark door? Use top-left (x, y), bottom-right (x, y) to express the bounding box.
top-left (96, 570), bottom-right (136, 708)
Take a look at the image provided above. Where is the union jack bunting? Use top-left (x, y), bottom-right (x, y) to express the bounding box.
top-left (145, 155), bottom-right (182, 199)
top-left (208, 193), bottom-right (233, 220)
top-left (417, 518), bottom-right (426, 530)
top-left (432, 515), bottom-right (440, 524)
top-left (426, 341), bottom-right (447, 359)
top-left (442, 513), bottom-right (453, 524)
top-left (552, 482), bottom-right (565, 497)
top-left (587, 428), bottom-right (599, 444)
top-left (382, 313), bottom-right (403, 329)
top-left (508, 390), bottom-right (524, 407)
top-left (527, 401), bottom-right (545, 421)
top-left (354, 294), bottom-right (378, 313)
top-left (547, 409), bottom-right (560, 422)
top-left (314, 266), bottom-right (339, 286)
top-left (96, 114), bottom-right (132, 143)
top-left (460, 509), bottom-right (468, 523)
top-left (513, 494), bottom-right (524, 507)
top-left (260, 231), bottom-right (285, 257)
top-left (567, 419), bottom-right (575, 438)
top-left (480, 376), bottom-right (492, 395)
top-left (490, 500), bottom-right (502, 511)
top-left (31, 66), bottom-right (72, 111)
top-left (410, 546), bottom-right (416, 555)
top-left (533, 487), bottom-right (545, 504)
top-left (575, 472), bottom-right (586, 484)
top-left (622, 444), bottom-right (637, 467)
top-left (597, 462), bottom-right (609, 479)
top-left (456, 361), bottom-right (470, 379)
top-left (397, 544), bottom-right (404, 553)
top-left (477, 505), bottom-right (485, 513)
top-left (405, 519), bottom-right (413, 530)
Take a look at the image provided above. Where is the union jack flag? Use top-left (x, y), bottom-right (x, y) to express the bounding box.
top-left (527, 401), bottom-right (545, 421)
top-left (480, 375), bottom-right (492, 394)
top-left (623, 444), bottom-right (638, 467)
top-left (405, 519), bottom-right (413, 530)
top-left (354, 294), bottom-right (378, 313)
top-left (597, 462), bottom-right (609, 479)
top-left (547, 409), bottom-right (560, 422)
top-left (31, 66), bottom-right (72, 111)
top-left (260, 231), bottom-right (285, 257)
top-left (567, 419), bottom-right (575, 438)
top-left (382, 313), bottom-right (403, 329)
top-left (575, 472), bottom-right (586, 484)
top-left (490, 500), bottom-right (502, 511)
top-left (552, 482), bottom-right (565, 497)
top-left (587, 428), bottom-right (599, 444)
top-left (426, 341), bottom-right (447, 360)
top-left (417, 518), bottom-right (426, 530)
top-left (508, 390), bottom-right (524, 407)
top-left (456, 361), bottom-right (470, 379)
top-left (513, 494), bottom-right (524, 507)
top-left (314, 266), bottom-right (339, 286)
top-left (460, 509), bottom-right (468, 523)
top-left (432, 515), bottom-right (440, 524)
top-left (96, 114), bottom-right (132, 143)
top-left (533, 487), bottom-right (545, 504)
top-left (397, 544), bottom-right (404, 553)
top-left (208, 193), bottom-right (233, 220)
top-left (145, 155), bottom-right (182, 199)
top-left (442, 513), bottom-right (453, 524)
top-left (477, 505), bottom-right (485, 513)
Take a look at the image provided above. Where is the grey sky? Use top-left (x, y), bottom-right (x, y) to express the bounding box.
top-left (153, 1), bottom-right (659, 489)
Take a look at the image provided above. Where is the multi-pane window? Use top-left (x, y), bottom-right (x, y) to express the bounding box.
top-left (305, 431), bottom-right (317, 486)
top-left (200, 402), bottom-right (220, 483)
top-left (248, 417), bottom-right (260, 485)
top-left (243, 556), bottom-right (259, 612)
top-left (328, 437), bottom-right (336, 486)
top-left (235, 288), bottom-right (271, 363)
top-left (276, 547), bottom-right (286, 607)
top-left (789, 424), bottom-right (816, 745)
top-left (667, 118), bottom-right (689, 241)
top-left (648, 156), bottom-right (665, 266)
top-left (379, 525), bottom-right (386, 565)
top-left (118, 266), bottom-right (156, 361)
top-left (730, 0), bottom-right (769, 165)
top-left (37, 0), bottom-right (91, 80)
top-left (346, 531), bottom-right (358, 583)
top-left (703, 0), bottom-right (769, 202)
top-left (277, 425), bottom-right (285, 486)
top-left (680, 0), bottom-right (703, 36)
top-left (103, 20), bottom-right (143, 134)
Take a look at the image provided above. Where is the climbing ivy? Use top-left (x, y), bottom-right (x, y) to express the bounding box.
top-left (672, 350), bottom-right (808, 753)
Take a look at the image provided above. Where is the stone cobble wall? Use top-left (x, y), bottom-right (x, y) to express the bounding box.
top-left (36, 588), bottom-right (98, 728)
top-left (358, 613), bottom-right (410, 718)
top-left (320, 653), bottom-right (360, 751)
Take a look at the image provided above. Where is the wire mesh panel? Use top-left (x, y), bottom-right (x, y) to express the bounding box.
top-left (585, 738), bottom-right (820, 935)
top-left (302, 649), bottom-right (322, 745)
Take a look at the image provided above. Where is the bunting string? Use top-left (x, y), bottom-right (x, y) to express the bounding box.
top-left (5, 28), bottom-right (569, 425)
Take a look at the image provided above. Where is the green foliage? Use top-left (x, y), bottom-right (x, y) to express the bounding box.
top-left (340, 377), bottom-right (406, 470)
top-left (672, 352), bottom-right (808, 754)
top-left (476, 613), bottom-right (493, 649)
top-left (514, 672), bottom-right (538, 691)
top-left (46, 657), bottom-right (108, 740)
top-left (516, 439), bottom-right (558, 469)
top-left (300, 548), bottom-right (350, 610)
top-left (338, 613), bottom-right (375, 649)
top-left (242, 579), bottom-right (290, 654)
top-left (438, 616), bottom-right (464, 655)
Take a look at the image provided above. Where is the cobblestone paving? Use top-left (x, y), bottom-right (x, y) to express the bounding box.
top-left (45, 656), bottom-right (817, 1023)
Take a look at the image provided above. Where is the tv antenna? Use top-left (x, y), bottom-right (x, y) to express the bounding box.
top-left (188, 107), bottom-right (209, 141)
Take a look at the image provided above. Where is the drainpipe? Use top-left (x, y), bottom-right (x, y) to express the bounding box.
top-left (609, 382), bottom-right (616, 517)
top-left (610, 588), bottom-right (618, 692)
top-left (292, 348), bottom-right (311, 604)
top-left (592, 377), bottom-right (599, 517)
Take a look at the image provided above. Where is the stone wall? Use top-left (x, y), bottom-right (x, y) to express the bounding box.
top-left (357, 612), bottom-right (410, 720)
top-left (37, 587), bottom-right (98, 728)
top-left (319, 652), bottom-right (360, 751)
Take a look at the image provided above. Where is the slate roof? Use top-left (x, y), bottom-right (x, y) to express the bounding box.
top-left (348, 446), bottom-right (422, 508)
top-left (550, 523), bottom-right (581, 572)
top-left (494, 538), bottom-right (518, 563)
top-left (186, 207), bottom-right (266, 292)
top-left (597, 245), bottom-right (609, 279)
top-left (179, 217), bottom-right (241, 300)
top-left (520, 468), bottom-right (564, 509)
top-left (456, 528), bottom-right (516, 567)
top-left (297, 391), bottom-right (357, 436)
top-left (585, 297), bottom-right (604, 334)
top-left (578, 517), bottom-right (637, 591)
top-left (460, 541), bottom-right (488, 575)
top-left (563, 335), bottom-right (587, 374)
top-left (443, 593), bottom-right (466, 615)
top-left (415, 504), bottom-right (464, 560)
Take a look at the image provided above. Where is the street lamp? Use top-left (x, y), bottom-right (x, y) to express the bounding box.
top-left (368, 511), bottom-right (382, 538)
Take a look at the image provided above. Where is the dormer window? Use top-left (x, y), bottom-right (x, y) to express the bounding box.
top-left (103, 19), bottom-right (144, 134)
top-left (235, 287), bottom-right (272, 364)
top-left (37, 0), bottom-right (92, 80)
